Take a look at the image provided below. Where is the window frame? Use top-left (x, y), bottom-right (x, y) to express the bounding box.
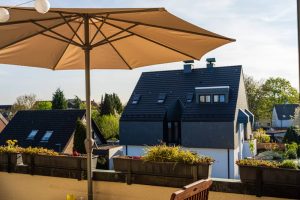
top-left (199, 95), bottom-right (211, 103)
top-left (26, 130), bottom-right (38, 140)
top-left (40, 131), bottom-right (53, 143)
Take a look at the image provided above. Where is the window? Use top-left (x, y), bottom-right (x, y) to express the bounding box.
top-left (213, 94), bottom-right (226, 103)
top-left (220, 95), bottom-right (225, 103)
top-left (199, 95), bottom-right (211, 103)
top-left (205, 95), bottom-right (211, 103)
top-left (132, 94), bottom-right (141, 104)
top-left (186, 93), bottom-right (193, 103)
top-left (40, 131), bottom-right (53, 143)
top-left (26, 130), bottom-right (38, 140)
top-left (157, 93), bottom-right (167, 103)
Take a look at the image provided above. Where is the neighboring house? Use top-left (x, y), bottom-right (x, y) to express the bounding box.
top-left (0, 110), bottom-right (106, 153)
top-left (272, 104), bottom-right (299, 129)
top-left (0, 105), bottom-right (12, 121)
top-left (0, 113), bottom-right (8, 133)
top-left (120, 62), bottom-right (254, 179)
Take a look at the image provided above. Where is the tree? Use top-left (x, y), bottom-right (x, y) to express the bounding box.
top-left (99, 93), bottom-right (123, 116)
top-left (73, 96), bottom-right (82, 109)
top-left (12, 94), bottom-right (37, 113)
top-left (260, 78), bottom-right (298, 119)
top-left (73, 119), bottom-right (86, 154)
top-left (34, 101), bottom-right (52, 110)
top-left (283, 126), bottom-right (300, 144)
top-left (93, 113), bottom-right (119, 140)
top-left (244, 76), bottom-right (299, 120)
top-left (244, 75), bottom-right (263, 120)
top-left (52, 88), bottom-right (67, 110)
top-left (100, 94), bottom-right (114, 116)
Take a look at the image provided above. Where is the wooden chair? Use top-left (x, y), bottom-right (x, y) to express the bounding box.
top-left (170, 179), bottom-right (212, 200)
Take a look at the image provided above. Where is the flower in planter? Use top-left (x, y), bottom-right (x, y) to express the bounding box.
top-left (0, 140), bottom-right (24, 154)
top-left (23, 146), bottom-right (59, 156)
top-left (142, 145), bottom-right (214, 165)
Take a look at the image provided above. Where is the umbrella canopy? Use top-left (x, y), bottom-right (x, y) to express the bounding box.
top-left (0, 7), bottom-right (235, 200)
top-left (0, 7), bottom-right (234, 69)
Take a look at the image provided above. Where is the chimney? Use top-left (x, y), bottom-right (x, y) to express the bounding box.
top-left (183, 60), bottom-right (194, 73)
top-left (206, 58), bottom-right (216, 68)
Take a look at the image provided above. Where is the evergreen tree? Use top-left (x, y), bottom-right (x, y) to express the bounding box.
top-left (73, 119), bottom-right (87, 154)
top-left (112, 93), bottom-right (123, 114)
top-left (73, 95), bottom-right (82, 109)
top-left (52, 88), bottom-right (67, 110)
top-left (100, 94), bottom-right (114, 116)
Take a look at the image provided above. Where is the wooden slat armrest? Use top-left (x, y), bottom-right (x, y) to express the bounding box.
top-left (170, 179), bottom-right (212, 200)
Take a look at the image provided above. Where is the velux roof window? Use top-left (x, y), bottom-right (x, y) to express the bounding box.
top-left (186, 93), bottom-right (194, 103)
top-left (132, 94), bottom-right (141, 105)
top-left (40, 131), bottom-right (53, 143)
top-left (157, 93), bottom-right (167, 104)
top-left (26, 130), bottom-right (38, 140)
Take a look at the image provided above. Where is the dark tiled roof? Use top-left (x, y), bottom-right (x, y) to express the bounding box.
top-left (274, 104), bottom-right (299, 120)
top-left (0, 105), bottom-right (12, 111)
top-left (121, 66), bottom-right (242, 122)
top-left (0, 110), bottom-right (103, 151)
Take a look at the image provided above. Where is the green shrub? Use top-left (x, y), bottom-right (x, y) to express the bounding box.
top-left (283, 126), bottom-right (300, 144)
top-left (93, 114), bottom-right (119, 140)
top-left (285, 149), bottom-right (297, 159)
top-left (279, 160), bottom-right (298, 169)
top-left (23, 147), bottom-right (59, 156)
top-left (236, 159), bottom-right (278, 168)
top-left (254, 128), bottom-right (270, 143)
top-left (256, 151), bottom-right (283, 160)
top-left (143, 145), bottom-right (214, 165)
top-left (73, 119), bottom-right (86, 154)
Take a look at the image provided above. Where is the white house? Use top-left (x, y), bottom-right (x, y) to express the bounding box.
top-left (272, 104), bottom-right (298, 129)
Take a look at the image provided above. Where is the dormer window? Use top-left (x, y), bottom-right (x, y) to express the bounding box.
top-left (157, 93), bottom-right (167, 104)
top-left (214, 94), bottom-right (226, 103)
top-left (40, 131), bottom-right (53, 143)
top-left (26, 130), bottom-right (38, 140)
top-left (186, 93), bottom-right (193, 103)
top-left (132, 94), bottom-right (141, 105)
top-left (199, 95), bottom-right (211, 103)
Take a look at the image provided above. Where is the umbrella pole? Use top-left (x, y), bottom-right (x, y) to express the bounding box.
top-left (83, 15), bottom-right (94, 200)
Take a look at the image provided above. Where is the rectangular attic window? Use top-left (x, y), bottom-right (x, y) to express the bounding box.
top-left (26, 130), bottom-right (38, 140)
top-left (157, 93), bottom-right (167, 103)
top-left (132, 94), bottom-right (141, 104)
top-left (186, 93), bottom-right (194, 103)
top-left (40, 131), bottom-right (53, 143)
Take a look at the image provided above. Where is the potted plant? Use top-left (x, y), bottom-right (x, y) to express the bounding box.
top-left (22, 147), bottom-right (98, 171)
top-left (237, 159), bottom-right (300, 186)
top-left (113, 145), bottom-right (214, 180)
top-left (0, 140), bottom-right (23, 172)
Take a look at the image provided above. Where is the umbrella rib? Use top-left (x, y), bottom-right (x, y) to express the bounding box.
top-left (91, 23), bottom-right (137, 48)
top-left (90, 14), bottom-right (109, 45)
top-left (0, 16), bottom-right (80, 50)
top-left (59, 13), bottom-right (84, 45)
top-left (99, 18), bottom-right (198, 60)
top-left (7, 7), bottom-right (164, 16)
top-left (0, 14), bottom-right (77, 26)
top-left (91, 21), bottom-right (132, 69)
top-left (93, 33), bottom-right (134, 47)
top-left (40, 33), bottom-right (82, 48)
top-left (52, 19), bottom-right (84, 70)
top-left (31, 21), bottom-right (83, 47)
top-left (104, 17), bottom-right (235, 42)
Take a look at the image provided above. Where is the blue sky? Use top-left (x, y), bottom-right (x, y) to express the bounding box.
top-left (0, 0), bottom-right (298, 104)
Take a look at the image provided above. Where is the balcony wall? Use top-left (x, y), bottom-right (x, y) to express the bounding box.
top-left (0, 172), bottom-right (289, 200)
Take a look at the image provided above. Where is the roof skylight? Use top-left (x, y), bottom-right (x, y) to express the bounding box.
top-left (26, 130), bottom-right (38, 140)
top-left (186, 93), bottom-right (194, 103)
top-left (157, 93), bottom-right (167, 103)
top-left (132, 94), bottom-right (141, 105)
top-left (40, 131), bottom-right (53, 143)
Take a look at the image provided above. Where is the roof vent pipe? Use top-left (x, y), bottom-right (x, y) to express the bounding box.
top-left (206, 58), bottom-right (216, 68)
top-left (183, 60), bottom-right (194, 73)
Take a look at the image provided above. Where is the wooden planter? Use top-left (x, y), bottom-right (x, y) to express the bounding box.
top-left (256, 143), bottom-right (285, 151)
top-left (0, 153), bottom-right (20, 172)
top-left (22, 154), bottom-right (98, 170)
top-left (239, 165), bottom-right (300, 186)
top-left (113, 156), bottom-right (212, 180)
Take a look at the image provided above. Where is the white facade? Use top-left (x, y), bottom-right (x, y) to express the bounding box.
top-left (123, 145), bottom-right (247, 179)
top-left (272, 108), bottom-right (294, 128)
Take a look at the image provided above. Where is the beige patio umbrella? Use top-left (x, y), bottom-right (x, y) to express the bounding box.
top-left (0, 7), bottom-right (235, 200)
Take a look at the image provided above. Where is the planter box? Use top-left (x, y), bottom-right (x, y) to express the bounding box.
top-left (256, 143), bottom-right (285, 151)
top-left (239, 165), bottom-right (300, 186)
top-left (22, 154), bottom-right (98, 170)
top-left (113, 156), bottom-right (212, 180)
top-left (0, 153), bottom-right (21, 172)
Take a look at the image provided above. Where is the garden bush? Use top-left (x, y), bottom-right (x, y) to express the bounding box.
top-left (283, 126), bottom-right (300, 144)
top-left (0, 140), bottom-right (23, 153)
top-left (285, 142), bottom-right (298, 159)
top-left (254, 128), bottom-right (270, 143)
top-left (143, 145), bottom-right (214, 165)
top-left (23, 147), bottom-right (59, 156)
top-left (279, 160), bottom-right (298, 169)
top-left (256, 151), bottom-right (283, 160)
top-left (236, 159), bottom-right (278, 168)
